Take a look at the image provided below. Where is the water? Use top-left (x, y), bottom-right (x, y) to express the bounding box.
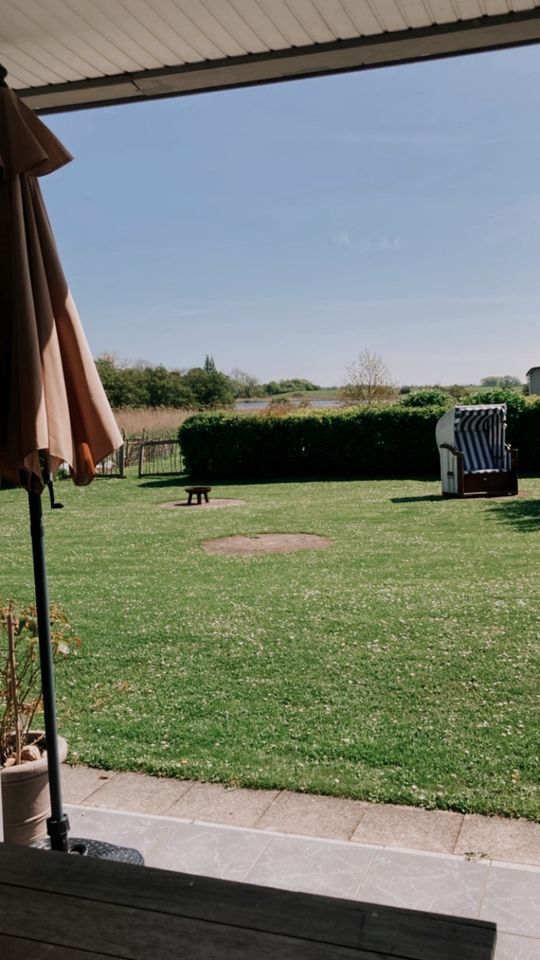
top-left (235, 399), bottom-right (342, 411)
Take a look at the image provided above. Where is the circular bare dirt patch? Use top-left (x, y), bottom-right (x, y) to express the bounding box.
top-left (160, 499), bottom-right (245, 510)
top-left (202, 533), bottom-right (332, 556)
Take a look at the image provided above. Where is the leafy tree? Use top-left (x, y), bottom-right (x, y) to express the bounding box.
top-left (341, 350), bottom-right (396, 405)
top-left (261, 378), bottom-right (320, 395)
top-left (146, 366), bottom-right (195, 408)
top-left (95, 355), bottom-right (125, 407)
top-left (95, 355), bottom-right (195, 408)
top-left (204, 355), bottom-right (217, 374)
top-left (480, 375), bottom-right (523, 390)
top-left (183, 366), bottom-right (235, 408)
top-left (230, 368), bottom-right (261, 399)
top-left (263, 381), bottom-right (282, 396)
top-left (117, 366), bottom-right (150, 406)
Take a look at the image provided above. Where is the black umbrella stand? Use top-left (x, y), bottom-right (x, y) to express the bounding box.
top-left (28, 486), bottom-right (143, 864)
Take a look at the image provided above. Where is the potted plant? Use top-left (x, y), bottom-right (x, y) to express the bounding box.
top-left (0, 602), bottom-right (79, 844)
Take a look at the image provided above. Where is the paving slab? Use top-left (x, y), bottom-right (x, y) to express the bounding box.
top-left (356, 847), bottom-right (490, 918)
top-left (61, 765), bottom-right (117, 803)
top-left (455, 814), bottom-right (540, 867)
top-left (244, 833), bottom-right (376, 899)
top-left (494, 933), bottom-right (540, 959)
top-left (256, 790), bottom-right (367, 840)
top-left (146, 819), bottom-right (274, 880)
top-left (81, 770), bottom-right (194, 814)
top-left (480, 862), bottom-right (540, 938)
top-left (66, 805), bottom-right (273, 879)
top-left (351, 801), bottom-right (463, 853)
top-left (66, 804), bottom-right (178, 863)
top-left (167, 781), bottom-right (279, 826)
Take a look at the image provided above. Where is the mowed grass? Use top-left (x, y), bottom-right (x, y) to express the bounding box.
top-left (1, 475), bottom-right (539, 819)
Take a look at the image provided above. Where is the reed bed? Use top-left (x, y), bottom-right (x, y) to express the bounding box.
top-left (113, 407), bottom-right (194, 438)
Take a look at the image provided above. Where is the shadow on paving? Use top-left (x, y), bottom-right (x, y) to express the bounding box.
top-left (488, 498), bottom-right (540, 532)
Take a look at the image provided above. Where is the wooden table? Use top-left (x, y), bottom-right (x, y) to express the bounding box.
top-left (0, 844), bottom-right (496, 959)
top-left (185, 485), bottom-right (211, 505)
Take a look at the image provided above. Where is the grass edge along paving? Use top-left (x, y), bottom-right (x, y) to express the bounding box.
top-left (1, 474), bottom-right (539, 821)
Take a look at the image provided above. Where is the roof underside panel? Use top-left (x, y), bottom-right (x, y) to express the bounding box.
top-left (1, 0), bottom-right (540, 112)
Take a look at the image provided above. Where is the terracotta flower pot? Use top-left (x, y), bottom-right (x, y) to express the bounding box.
top-left (1, 733), bottom-right (68, 845)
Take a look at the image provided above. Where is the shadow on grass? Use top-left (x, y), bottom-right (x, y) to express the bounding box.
top-left (140, 474), bottom-right (441, 489)
top-left (391, 495), bottom-right (444, 504)
top-left (488, 498), bottom-right (540, 532)
top-left (137, 476), bottom-right (190, 489)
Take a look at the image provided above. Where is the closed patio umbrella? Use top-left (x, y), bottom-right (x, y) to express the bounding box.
top-left (0, 67), bottom-right (140, 860)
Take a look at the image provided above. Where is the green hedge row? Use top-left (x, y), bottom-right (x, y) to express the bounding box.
top-left (179, 400), bottom-right (540, 481)
top-left (512, 402), bottom-right (540, 470)
top-left (180, 403), bottom-right (540, 481)
top-left (179, 407), bottom-right (438, 479)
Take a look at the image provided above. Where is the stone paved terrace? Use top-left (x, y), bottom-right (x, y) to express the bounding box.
top-left (62, 765), bottom-right (540, 959)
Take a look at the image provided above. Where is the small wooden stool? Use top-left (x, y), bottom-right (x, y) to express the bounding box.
top-left (185, 485), bottom-right (211, 505)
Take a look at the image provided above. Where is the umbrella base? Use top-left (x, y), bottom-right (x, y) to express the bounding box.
top-left (32, 836), bottom-right (144, 864)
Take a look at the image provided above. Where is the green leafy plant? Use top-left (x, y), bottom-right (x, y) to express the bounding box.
top-left (400, 388), bottom-right (450, 408)
top-left (467, 388), bottom-right (526, 414)
top-left (0, 603), bottom-right (80, 767)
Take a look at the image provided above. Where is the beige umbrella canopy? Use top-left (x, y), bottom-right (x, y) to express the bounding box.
top-left (0, 83), bottom-right (122, 492)
top-left (0, 76), bottom-right (142, 859)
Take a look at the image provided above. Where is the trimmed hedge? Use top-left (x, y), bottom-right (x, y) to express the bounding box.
top-left (512, 400), bottom-right (540, 470)
top-left (179, 406), bottom-right (444, 480)
top-left (179, 399), bottom-right (540, 481)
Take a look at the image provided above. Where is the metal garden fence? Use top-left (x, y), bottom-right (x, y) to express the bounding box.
top-left (138, 438), bottom-right (183, 477)
top-left (95, 444), bottom-right (125, 478)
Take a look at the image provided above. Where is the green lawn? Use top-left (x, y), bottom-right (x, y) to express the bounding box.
top-left (1, 474), bottom-right (539, 819)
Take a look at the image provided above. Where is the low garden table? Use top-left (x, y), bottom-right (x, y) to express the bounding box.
top-left (185, 485), bottom-right (211, 505)
top-left (0, 844), bottom-right (496, 958)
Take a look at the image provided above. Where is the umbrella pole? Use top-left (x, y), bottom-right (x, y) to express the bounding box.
top-left (28, 489), bottom-right (70, 853)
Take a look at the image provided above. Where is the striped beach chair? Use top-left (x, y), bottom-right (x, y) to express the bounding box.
top-left (436, 404), bottom-right (518, 497)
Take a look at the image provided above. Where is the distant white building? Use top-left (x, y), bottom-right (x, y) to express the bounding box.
top-left (526, 367), bottom-right (540, 395)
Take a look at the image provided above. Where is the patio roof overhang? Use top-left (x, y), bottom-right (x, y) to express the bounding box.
top-left (1, 1), bottom-right (540, 115)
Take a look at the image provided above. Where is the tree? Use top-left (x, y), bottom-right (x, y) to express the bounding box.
top-left (261, 378), bottom-right (320, 396)
top-left (341, 350), bottom-right (396, 405)
top-left (263, 380), bottom-right (282, 396)
top-left (229, 368), bottom-right (261, 399)
top-left (204, 355), bottom-right (217, 374)
top-left (183, 366), bottom-right (235, 408)
top-left (145, 366), bottom-right (195, 408)
top-left (480, 375), bottom-right (522, 390)
top-left (95, 354), bottom-right (124, 407)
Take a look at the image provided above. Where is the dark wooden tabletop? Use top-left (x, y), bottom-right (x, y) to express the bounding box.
top-left (0, 843), bottom-right (496, 959)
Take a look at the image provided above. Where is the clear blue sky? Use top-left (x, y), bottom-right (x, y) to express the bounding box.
top-left (42, 43), bottom-right (540, 387)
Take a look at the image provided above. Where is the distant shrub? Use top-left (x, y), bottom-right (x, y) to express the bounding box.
top-left (401, 389), bottom-right (450, 408)
top-left (467, 388), bottom-right (526, 414)
top-left (446, 385), bottom-right (471, 401)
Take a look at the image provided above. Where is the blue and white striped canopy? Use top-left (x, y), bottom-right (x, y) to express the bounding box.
top-left (454, 405), bottom-right (508, 473)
